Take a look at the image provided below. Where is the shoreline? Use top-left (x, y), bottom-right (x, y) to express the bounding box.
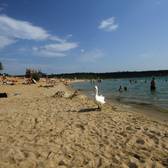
top-left (70, 79), bottom-right (168, 124)
top-left (108, 98), bottom-right (168, 123)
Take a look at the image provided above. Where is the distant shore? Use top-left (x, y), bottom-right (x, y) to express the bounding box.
top-left (47, 70), bottom-right (168, 79)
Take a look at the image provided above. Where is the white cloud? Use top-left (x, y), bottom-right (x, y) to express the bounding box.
top-left (98, 17), bottom-right (118, 32)
top-left (1, 57), bottom-right (18, 62)
top-left (79, 49), bottom-right (104, 62)
top-left (80, 49), bottom-right (85, 53)
top-left (0, 15), bottom-right (66, 48)
top-left (0, 36), bottom-right (16, 48)
top-left (42, 42), bottom-right (78, 52)
top-left (0, 15), bottom-right (50, 40)
top-left (66, 34), bottom-right (73, 39)
top-left (48, 36), bottom-right (65, 43)
top-left (36, 50), bottom-right (66, 58)
top-left (0, 15), bottom-right (78, 57)
top-left (33, 42), bottom-right (78, 57)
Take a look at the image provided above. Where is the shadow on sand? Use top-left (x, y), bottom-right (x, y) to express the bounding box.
top-left (78, 107), bottom-right (100, 113)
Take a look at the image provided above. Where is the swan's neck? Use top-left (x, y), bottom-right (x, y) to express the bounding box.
top-left (95, 87), bottom-right (99, 96)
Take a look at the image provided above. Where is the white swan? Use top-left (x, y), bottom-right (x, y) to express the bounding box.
top-left (95, 85), bottom-right (105, 110)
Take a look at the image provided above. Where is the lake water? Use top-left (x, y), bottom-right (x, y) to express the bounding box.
top-left (71, 76), bottom-right (168, 111)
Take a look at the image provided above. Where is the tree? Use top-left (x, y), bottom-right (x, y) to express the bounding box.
top-left (25, 68), bottom-right (31, 78)
top-left (0, 62), bottom-right (3, 75)
top-left (0, 62), bottom-right (3, 74)
top-left (25, 68), bottom-right (40, 81)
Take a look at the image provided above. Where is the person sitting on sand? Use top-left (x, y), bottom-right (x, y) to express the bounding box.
top-left (150, 77), bottom-right (156, 91)
top-left (2, 74), bottom-right (7, 84)
top-left (46, 76), bottom-right (49, 84)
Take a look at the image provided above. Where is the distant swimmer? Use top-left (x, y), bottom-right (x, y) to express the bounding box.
top-left (150, 77), bottom-right (156, 91)
top-left (118, 85), bottom-right (123, 92)
top-left (124, 86), bottom-right (127, 91)
top-left (90, 79), bottom-right (93, 85)
top-left (98, 79), bottom-right (102, 83)
top-left (90, 79), bottom-right (95, 85)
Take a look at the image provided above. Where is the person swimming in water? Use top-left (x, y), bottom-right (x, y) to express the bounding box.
top-left (118, 85), bottom-right (123, 92)
top-left (124, 86), bottom-right (127, 91)
top-left (150, 77), bottom-right (156, 91)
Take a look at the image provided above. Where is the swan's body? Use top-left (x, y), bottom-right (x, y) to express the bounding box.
top-left (95, 85), bottom-right (105, 110)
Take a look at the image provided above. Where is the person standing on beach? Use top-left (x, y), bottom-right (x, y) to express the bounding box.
top-left (150, 77), bottom-right (156, 91)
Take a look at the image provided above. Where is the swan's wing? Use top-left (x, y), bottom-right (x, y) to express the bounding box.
top-left (96, 95), bottom-right (105, 104)
top-left (99, 95), bottom-right (105, 101)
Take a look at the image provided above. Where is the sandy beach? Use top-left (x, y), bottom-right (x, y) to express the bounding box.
top-left (0, 79), bottom-right (168, 168)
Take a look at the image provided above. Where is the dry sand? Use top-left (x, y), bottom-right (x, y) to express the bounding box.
top-left (0, 80), bottom-right (168, 168)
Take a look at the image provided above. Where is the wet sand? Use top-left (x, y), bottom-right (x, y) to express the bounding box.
top-left (0, 80), bottom-right (168, 167)
top-left (106, 98), bottom-right (168, 123)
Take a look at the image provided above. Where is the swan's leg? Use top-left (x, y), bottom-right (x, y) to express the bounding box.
top-left (97, 104), bottom-right (101, 111)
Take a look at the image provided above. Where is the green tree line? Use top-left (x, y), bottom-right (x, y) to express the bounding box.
top-left (48, 70), bottom-right (168, 79)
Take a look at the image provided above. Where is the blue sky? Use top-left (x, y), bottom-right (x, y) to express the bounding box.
top-left (0, 0), bottom-right (168, 75)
